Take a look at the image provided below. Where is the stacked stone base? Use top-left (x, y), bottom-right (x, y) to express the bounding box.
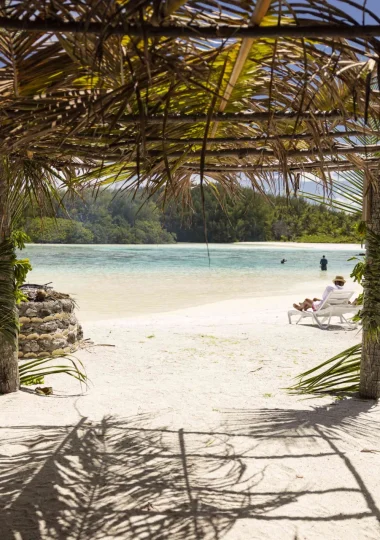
top-left (18, 297), bottom-right (83, 359)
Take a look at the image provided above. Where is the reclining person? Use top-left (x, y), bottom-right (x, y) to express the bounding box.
top-left (293, 275), bottom-right (346, 312)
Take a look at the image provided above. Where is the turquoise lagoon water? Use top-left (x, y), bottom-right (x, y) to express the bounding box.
top-left (21, 243), bottom-right (363, 320)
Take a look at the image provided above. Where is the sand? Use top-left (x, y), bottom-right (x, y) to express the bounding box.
top-left (1, 292), bottom-right (380, 539)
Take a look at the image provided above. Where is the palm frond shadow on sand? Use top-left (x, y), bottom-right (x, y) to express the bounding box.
top-left (1, 400), bottom-right (379, 539)
top-left (0, 413), bottom-right (294, 540)
top-left (221, 399), bottom-right (380, 524)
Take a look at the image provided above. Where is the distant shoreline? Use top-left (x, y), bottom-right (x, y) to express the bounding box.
top-left (24, 240), bottom-right (363, 247)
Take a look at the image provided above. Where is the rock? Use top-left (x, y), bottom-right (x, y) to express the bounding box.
top-left (25, 308), bottom-right (38, 318)
top-left (52, 301), bottom-right (63, 313)
top-left (23, 341), bottom-right (40, 353)
top-left (21, 325), bottom-right (37, 335)
top-left (52, 348), bottom-right (66, 356)
top-left (19, 317), bottom-right (31, 324)
top-left (38, 339), bottom-right (55, 352)
top-left (40, 321), bottom-right (58, 333)
top-left (39, 301), bottom-right (56, 316)
top-left (38, 351), bottom-right (50, 358)
top-left (18, 303), bottom-right (28, 316)
top-left (57, 319), bottom-right (70, 329)
top-left (77, 325), bottom-right (84, 340)
top-left (52, 338), bottom-right (67, 349)
top-left (43, 315), bottom-right (55, 322)
top-left (67, 331), bottom-right (76, 344)
top-left (26, 333), bottom-right (39, 341)
top-left (61, 299), bottom-right (74, 313)
top-left (40, 307), bottom-right (54, 318)
top-left (31, 317), bottom-right (43, 323)
top-left (38, 334), bottom-right (53, 340)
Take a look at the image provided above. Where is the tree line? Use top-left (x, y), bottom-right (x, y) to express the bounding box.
top-left (19, 187), bottom-right (361, 244)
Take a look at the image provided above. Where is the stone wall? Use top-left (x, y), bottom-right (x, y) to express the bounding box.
top-left (18, 298), bottom-right (83, 359)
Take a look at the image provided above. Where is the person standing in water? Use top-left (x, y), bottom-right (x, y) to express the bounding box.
top-left (320, 255), bottom-right (328, 271)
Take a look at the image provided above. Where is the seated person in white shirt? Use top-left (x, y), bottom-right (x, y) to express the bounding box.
top-left (293, 275), bottom-right (346, 312)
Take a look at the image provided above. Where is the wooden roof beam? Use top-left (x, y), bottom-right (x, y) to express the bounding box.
top-left (183, 159), bottom-right (380, 172)
top-left (0, 18), bottom-right (379, 39)
top-left (111, 130), bottom-right (380, 145)
top-left (148, 143), bottom-right (380, 158)
top-left (118, 110), bottom-right (345, 124)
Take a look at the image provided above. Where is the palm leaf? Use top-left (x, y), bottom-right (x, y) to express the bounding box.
top-left (19, 356), bottom-right (88, 388)
top-left (301, 172), bottom-right (363, 215)
top-left (288, 344), bottom-right (361, 395)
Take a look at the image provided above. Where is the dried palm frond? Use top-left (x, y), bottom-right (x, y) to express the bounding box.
top-left (0, 0), bottom-right (378, 209)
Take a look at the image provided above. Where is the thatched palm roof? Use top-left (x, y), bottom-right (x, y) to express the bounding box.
top-left (0, 0), bottom-right (379, 201)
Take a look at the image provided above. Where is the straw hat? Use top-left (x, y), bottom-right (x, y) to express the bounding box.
top-left (333, 275), bottom-right (346, 283)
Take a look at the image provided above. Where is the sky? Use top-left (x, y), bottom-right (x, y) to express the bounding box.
top-left (332, 0), bottom-right (379, 21)
top-left (306, 0), bottom-right (379, 22)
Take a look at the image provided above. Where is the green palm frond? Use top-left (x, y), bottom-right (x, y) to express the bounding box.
top-left (301, 117), bottom-right (380, 214)
top-left (301, 170), bottom-right (363, 214)
top-left (288, 344), bottom-right (361, 395)
top-left (19, 356), bottom-right (87, 388)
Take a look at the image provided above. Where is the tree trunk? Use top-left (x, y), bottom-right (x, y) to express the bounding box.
top-left (359, 178), bottom-right (380, 399)
top-left (0, 181), bottom-right (19, 394)
top-left (0, 326), bottom-right (19, 394)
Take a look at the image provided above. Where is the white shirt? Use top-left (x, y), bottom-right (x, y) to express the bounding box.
top-left (313, 284), bottom-right (344, 310)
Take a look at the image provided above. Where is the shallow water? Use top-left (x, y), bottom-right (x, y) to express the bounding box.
top-left (21, 243), bottom-right (363, 320)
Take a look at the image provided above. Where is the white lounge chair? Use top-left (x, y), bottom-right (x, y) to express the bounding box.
top-left (288, 290), bottom-right (360, 330)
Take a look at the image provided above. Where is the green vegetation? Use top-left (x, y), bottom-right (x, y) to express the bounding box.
top-left (296, 234), bottom-right (358, 244)
top-left (288, 344), bottom-right (361, 395)
top-left (11, 230), bottom-right (33, 304)
top-left (19, 187), bottom-right (360, 244)
top-left (19, 356), bottom-right (87, 388)
top-left (164, 188), bottom-right (360, 243)
top-left (21, 192), bottom-right (176, 244)
top-left (26, 218), bottom-right (94, 244)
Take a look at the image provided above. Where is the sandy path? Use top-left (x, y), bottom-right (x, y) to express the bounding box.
top-left (1, 294), bottom-right (380, 539)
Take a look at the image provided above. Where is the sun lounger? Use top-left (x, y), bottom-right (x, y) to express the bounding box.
top-left (288, 290), bottom-right (360, 330)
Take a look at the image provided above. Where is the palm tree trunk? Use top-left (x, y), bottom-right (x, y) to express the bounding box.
top-left (0, 328), bottom-right (19, 394)
top-left (359, 180), bottom-right (380, 399)
top-left (0, 186), bottom-right (19, 394)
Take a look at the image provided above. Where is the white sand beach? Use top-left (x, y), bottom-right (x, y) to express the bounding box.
top-left (2, 282), bottom-right (380, 540)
